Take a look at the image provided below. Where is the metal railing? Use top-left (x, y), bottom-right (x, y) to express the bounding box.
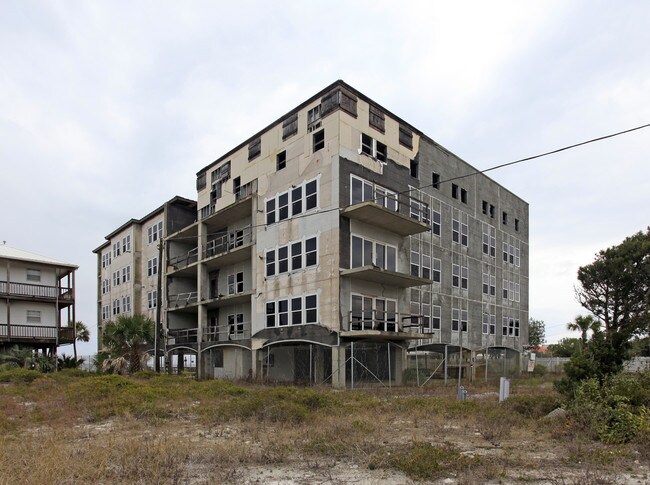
top-left (0, 324), bottom-right (74, 342)
top-left (350, 190), bottom-right (430, 225)
top-left (168, 328), bottom-right (198, 344)
top-left (204, 226), bottom-right (252, 259)
top-left (204, 324), bottom-right (251, 342)
top-left (346, 311), bottom-right (423, 333)
top-left (0, 281), bottom-right (73, 300)
top-left (168, 292), bottom-right (198, 307)
top-left (168, 247), bottom-right (199, 270)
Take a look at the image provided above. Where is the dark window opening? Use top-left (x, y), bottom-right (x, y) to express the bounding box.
top-left (276, 151), bottom-right (286, 171)
top-left (248, 137), bottom-right (261, 161)
top-left (399, 125), bottom-right (413, 149)
top-left (460, 188), bottom-right (467, 204)
top-left (482, 200), bottom-right (488, 215)
top-left (432, 172), bottom-right (440, 189)
top-left (361, 133), bottom-right (373, 156)
top-left (515, 219), bottom-right (520, 231)
top-left (489, 204), bottom-right (495, 218)
top-left (196, 173), bottom-right (206, 191)
top-left (451, 184), bottom-right (458, 199)
top-left (410, 159), bottom-right (419, 178)
top-left (502, 211), bottom-right (508, 225)
top-left (313, 130), bottom-right (325, 152)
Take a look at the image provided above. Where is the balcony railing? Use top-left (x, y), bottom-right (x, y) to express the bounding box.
top-left (204, 324), bottom-right (251, 342)
top-left (346, 311), bottom-right (424, 333)
top-left (168, 292), bottom-right (198, 308)
top-left (204, 226), bottom-right (252, 259)
top-left (0, 281), bottom-right (73, 301)
top-left (168, 247), bottom-right (199, 270)
top-left (166, 324), bottom-right (251, 345)
top-left (0, 324), bottom-right (74, 343)
top-left (198, 180), bottom-right (257, 221)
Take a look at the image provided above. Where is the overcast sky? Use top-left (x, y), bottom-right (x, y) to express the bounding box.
top-left (1, 1), bottom-right (649, 355)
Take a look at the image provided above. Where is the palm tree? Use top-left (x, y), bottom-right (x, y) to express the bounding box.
top-left (72, 321), bottom-right (90, 361)
top-left (0, 346), bottom-right (34, 369)
top-left (101, 314), bottom-right (154, 375)
top-left (57, 354), bottom-right (85, 370)
top-left (567, 315), bottom-right (600, 351)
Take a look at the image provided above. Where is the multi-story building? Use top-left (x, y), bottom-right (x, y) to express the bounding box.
top-left (0, 244), bottom-right (77, 355)
top-left (163, 80), bottom-right (529, 386)
top-left (93, 196), bottom-right (196, 353)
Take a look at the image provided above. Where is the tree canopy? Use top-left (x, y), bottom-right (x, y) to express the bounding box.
top-left (102, 314), bottom-right (154, 375)
top-left (576, 228), bottom-right (650, 349)
top-left (527, 318), bottom-right (546, 348)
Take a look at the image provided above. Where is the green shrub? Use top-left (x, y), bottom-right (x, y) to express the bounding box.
top-left (531, 363), bottom-right (547, 377)
top-left (504, 393), bottom-right (563, 419)
top-left (0, 368), bottom-right (42, 383)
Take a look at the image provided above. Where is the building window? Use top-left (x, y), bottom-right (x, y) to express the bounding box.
top-left (503, 279), bottom-right (509, 300)
top-left (461, 310), bottom-right (468, 331)
top-left (313, 129), bottom-right (325, 152)
top-left (112, 270), bottom-right (120, 287)
top-left (452, 219), bottom-right (467, 244)
top-left (266, 236), bottom-right (318, 277)
top-left (482, 200), bottom-right (488, 215)
top-left (122, 266), bottom-right (131, 283)
top-left (307, 105), bottom-right (321, 131)
top-left (102, 279), bottom-right (110, 295)
top-left (196, 172), bottom-right (206, 191)
top-left (482, 313), bottom-right (489, 334)
top-left (452, 264), bottom-right (460, 288)
top-left (432, 172), bottom-right (440, 190)
top-left (26, 269), bottom-right (41, 282)
top-left (360, 134), bottom-right (387, 162)
top-left (432, 305), bottom-right (441, 329)
top-left (26, 310), bottom-right (41, 324)
top-left (350, 175), bottom-right (397, 211)
top-left (102, 252), bottom-right (111, 268)
top-left (352, 235), bottom-right (396, 271)
top-left (228, 272), bottom-right (244, 295)
top-left (248, 137), bottom-right (261, 161)
top-left (369, 105), bottom-right (385, 132)
top-left (460, 188), bottom-right (467, 204)
top-left (122, 235), bottom-right (131, 253)
top-left (265, 177), bottom-right (319, 225)
top-left (451, 184), bottom-right (458, 199)
top-left (227, 314), bottom-right (245, 339)
top-left (489, 204), bottom-right (495, 218)
top-left (102, 305), bottom-right (110, 321)
top-left (461, 266), bottom-right (468, 289)
top-left (503, 242), bottom-right (509, 263)
top-left (148, 221), bottom-right (163, 244)
top-left (502, 316), bottom-right (509, 336)
top-left (482, 273), bottom-right (496, 296)
top-left (122, 296), bottom-right (131, 313)
top-left (515, 219), bottom-right (520, 232)
top-left (432, 210), bottom-right (441, 236)
top-left (276, 150), bottom-right (287, 171)
top-left (452, 308), bottom-right (459, 331)
top-left (502, 211), bottom-right (508, 225)
top-left (410, 159), bottom-right (419, 178)
top-left (399, 125), bottom-right (413, 149)
top-left (113, 242), bottom-right (121, 258)
top-left (148, 290), bottom-right (157, 309)
top-left (266, 294), bottom-right (317, 327)
top-left (112, 299), bottom-right (120, 316)
top-left (282, 113), bottom-right (298, 140)
top-left (432, 258), bottom-right (441, 283)
top-left (147, 257), bottom-right (158, 277)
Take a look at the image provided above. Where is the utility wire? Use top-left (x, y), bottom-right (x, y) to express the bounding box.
top-left (168, 122), bottom-right (650, 241)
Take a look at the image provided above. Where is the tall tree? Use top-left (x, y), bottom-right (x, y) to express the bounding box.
top-left (548, 338), bottom-right (581, 357)
top-left (101, 314), bottom-right (154, 375)
top-left (567, 315), bottom-right (600, 351)
top-left (527, 318), bottom-right (546, 348)
top-left (576, 228), bottom-right (650, 358)
top-left (72, 321), bottom-right (90, 361)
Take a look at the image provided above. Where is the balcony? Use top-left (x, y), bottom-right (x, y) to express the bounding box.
top-left (205, 290), bottom-right (253, 310)
top-left (340, 311), bottom-right (430, 341)
top-left (198, 179), bottom-right (257, 225)
top-left (0, 324), bottom-right (75, 345)
top-left (0, 281), bottom-right (74, 305)
top-left (204, 324), bottom-right (251, 343)
top-left (340, 265), bottom-right (432, 288)
top-left (342, 191), bottom-right (431, 236)
top-left (168, 292), bottom-right (199, 310)
top-left (167, 328), bottom-right (198, 345)
top-left (168, 247), bottom-right (199, 274)
top-left (203, 226), bottom-right (253, 268)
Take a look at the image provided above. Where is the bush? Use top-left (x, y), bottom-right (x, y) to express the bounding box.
top-left (504, 393), bottom-right (562, 419)
top-left (0, 368), bottom-right (42, 383)
top-left (568, 378), bottom-right (648, 444)
top-left (530, 363), bottom-right (547, 377)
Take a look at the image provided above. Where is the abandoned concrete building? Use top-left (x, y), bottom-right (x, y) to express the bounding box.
top-left (96, 80), bottom-right (529, 387)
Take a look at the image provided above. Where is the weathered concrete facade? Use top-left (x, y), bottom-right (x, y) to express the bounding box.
top-left (160, 80), bottom-right (529, 386)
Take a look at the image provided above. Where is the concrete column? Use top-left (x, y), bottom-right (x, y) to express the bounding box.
top-left (196, 221), bottom-right (208, 379)
top-left (331, 344), bottom-right (346, 388)
top-left (393, 344), bottom-right (406, 386)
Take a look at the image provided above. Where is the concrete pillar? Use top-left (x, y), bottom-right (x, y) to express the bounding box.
top-left (392, 343), bottom-right (406, 386)
top-left (331, 344), bottom-right (346, 388)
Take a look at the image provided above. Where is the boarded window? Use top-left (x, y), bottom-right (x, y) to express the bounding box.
top-left (26, 310), bottom-right (41, 324)
top-left (321, 89), bottom-right (339, 117)
top-left (196, 172), bottom-right (206, 191)
top-left (369, 105), bottom-right (385, 132)
top-left (340, 89), bottom-right (357, 117)
top-left (399, 125), bottom-right (413, 149)
top-left (248, 137), bottom-right (261, 161)
top-left (282, 113), bottom-right (298, 140)
top-left (26, 268), bottom-right (41, 282)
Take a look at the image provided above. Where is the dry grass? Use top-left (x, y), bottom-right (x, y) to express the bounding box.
top-left (0, 372), bottom-right (647, 484)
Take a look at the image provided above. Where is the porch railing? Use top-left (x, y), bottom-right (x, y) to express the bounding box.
top-left (204, 324), bottom-right (251, 342)
top-left (0, 324), bottom-right (74, 342)
top-left (168, 292), bottom-right (198, 307)
top-left (168, 246), bottom-right (199, 270)
top-left (0, 281), bottom-right (73, 300)
top-left (167, 328), bottom-right (198, 344)
top-left (204, 226), bottom-right (252, 259)
top-left (346, 311), bottom-right (424, 332)
top-left (198, 180), bottom-right (257, 221)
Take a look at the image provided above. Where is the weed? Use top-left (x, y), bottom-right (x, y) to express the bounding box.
top-left (0, 369), bottom-right (41, 383)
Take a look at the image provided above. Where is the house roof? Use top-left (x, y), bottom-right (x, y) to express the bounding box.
top-left (0, 244), bottom-right (78, 270)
